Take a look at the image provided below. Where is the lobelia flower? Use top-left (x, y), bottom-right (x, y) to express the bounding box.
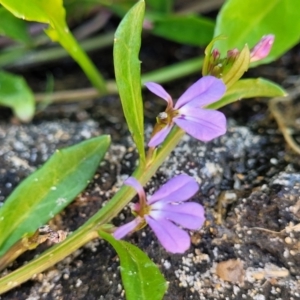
top-left (113, 174), bottom-right (205, 253)
top-left (145, 76), bottom-right (227, 147)
top-left (250, 34), bottom-right (274, 62)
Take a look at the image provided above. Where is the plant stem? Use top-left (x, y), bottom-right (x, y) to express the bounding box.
top-left (0, 230), bottom-right (99, 293)
top-left (54, 24), bottom-right (107, 94)
top-left (0, 56), bottom-right (204, 294)
top-left (0, 32), bottom-right (115, 69)
top-left (34, 57), bottom-right (204, 103)
top-left (141, 56), bottom-right (203, 84)
top-left (0, 127), bottom-right (184, 295)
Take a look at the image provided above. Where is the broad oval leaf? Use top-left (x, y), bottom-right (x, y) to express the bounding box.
top-left (114, 0), bottom-right (145, 163)
top-left (0, 71), bottom-right (35, 122)
top-left (214, 0), bottom-right (300, 65)
top-left (207, 78), bottom-right (287, 110)
top-left (100, 231), bottom-right (168, 300)
top-left (0, 135), bottom-right (111, 257)
top-left (149, 14), bottom-right (214, 46)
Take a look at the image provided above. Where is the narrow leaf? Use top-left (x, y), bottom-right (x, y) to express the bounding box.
top-left (0, 0), bottom-right (106, 92)
top-left (214, 0), bottom-right (300, 65)
top-left (149, 14), bottom-right (214, 46)
top-left (0, 136), bottom-right (111, 257)
top-left (100, 231), bottom-right (168, 300)
top-left (147, 0), bottom-right (173, 13)
top-left (114, 0), bottom-right (145, 163)
top-left (0, 71), bottom-right (35, 122)
top-left (207, 78), bottom-right (287, 109)
top-left (0, 7), bottom-right (31, 44)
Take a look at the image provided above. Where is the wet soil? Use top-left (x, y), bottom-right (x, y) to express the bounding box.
top-left (1, 22), bottom-right (300, 300)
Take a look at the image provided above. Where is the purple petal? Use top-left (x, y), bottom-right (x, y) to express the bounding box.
top-left (124, 177), bottom-right (146, 201)
top-left (148, 124), bottom-right (173, 147)
top-left (145, 82), bottom-right (173, 107)
top-left (174, 107), bottom-right (226, 142)
top-left (175, 76), bottom-right (226, 109)
top-left (113, 217), bottom-right (142, 239)
top-left (148, 174), bottom-right (199, 204)
top-left (145, 216), bottom-right (190, 253)
top-left (150, 202), bottom-right (205, 230)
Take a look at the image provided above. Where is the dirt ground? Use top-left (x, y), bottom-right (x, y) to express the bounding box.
top-left (1, 16), bottom-right (300, 300)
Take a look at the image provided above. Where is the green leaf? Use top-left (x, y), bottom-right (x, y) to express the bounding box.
top-left (109, 1), bottom-right (137, 18)
top-left (100, 231), bottom-right (168, 300)
top-left (114, 0), bottom-right (145, 163)
top-left (214, 0), bottom-right (300, 65)
top-left (0, 136), bottom-right (111, 257)
top-left (0, 0), bottom-right (106, 93)
top-left (149, 14), bottom-right (214, 46)
top-left (0, 0), bottom-right (61, 23)
top-left (63, 0), bottom-right (102, 20)
top-left (207, 78), bottom-right (287, 109)
top-left (0, 71), bottom-right (35, 122)
top-left (0, 7), bottom-right (31, 44)
top-left (147, 0), bottom-right (173, 13)
top-left (222, 44), bottom-right (250, 88)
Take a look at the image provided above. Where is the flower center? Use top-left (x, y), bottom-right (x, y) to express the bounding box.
top-left (158, 111), bottom-right (168, 120)
top-left (157, 111), bottom-right (170, 125)
top-left (156, 109), bottom-right (179, 126)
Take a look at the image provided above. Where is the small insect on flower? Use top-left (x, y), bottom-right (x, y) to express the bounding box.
top-left (113, 175), bottom-right (205, 253)
top-left (145, 76), bottom-right (227, 147)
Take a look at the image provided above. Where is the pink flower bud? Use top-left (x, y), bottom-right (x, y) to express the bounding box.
top-left (227, 48), bottom-right (239, 59)
top-left (212, 48), bottom-right (220, 61)
top-left (250, 34), bottom-right (274, 62)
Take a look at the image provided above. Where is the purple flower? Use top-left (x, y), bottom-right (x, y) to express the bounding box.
top-left (250, 34), bottom-right (274, 62)
top-left (113, 175), bottom-right (205, 253)
top-left (145, 76), bottom-right (227, 147)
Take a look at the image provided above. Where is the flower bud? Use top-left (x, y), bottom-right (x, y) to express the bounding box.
top-left (227, 48), bottom-right (239, 61)
top-left (212, 48), bottom-right (221, 61)
top-left (250, 34), bottom-right (274, 62)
